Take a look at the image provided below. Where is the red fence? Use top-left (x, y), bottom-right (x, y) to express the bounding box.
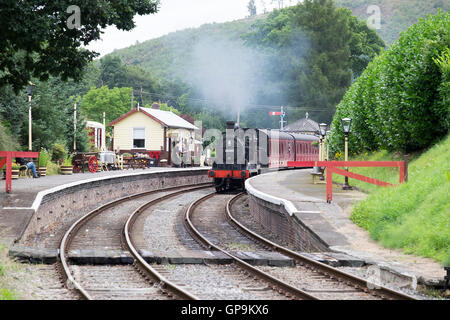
top-left (287, 160), bottom-right (407, 203)
top-left (0, 151), bottom-right (39, 193)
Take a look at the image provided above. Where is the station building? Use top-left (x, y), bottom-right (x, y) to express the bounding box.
top-left (108, 103), bottom-right (201, 165)
top-left (283, 112), bottom-right (320, 135)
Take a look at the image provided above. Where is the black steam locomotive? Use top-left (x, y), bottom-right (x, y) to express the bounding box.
top-left (208, 121), bottom-right (319, 192)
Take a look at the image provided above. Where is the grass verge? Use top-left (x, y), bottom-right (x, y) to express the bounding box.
top-left (335, 135), bottom-right (449, 265)
top-left (0, 244), bottom-right (18, 300)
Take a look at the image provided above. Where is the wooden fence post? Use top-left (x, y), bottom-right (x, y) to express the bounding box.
top-left (404, 154), bottom-right (408, 182)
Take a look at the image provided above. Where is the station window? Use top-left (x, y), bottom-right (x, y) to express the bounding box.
top-left (133, 127), bottom-right (145, 149)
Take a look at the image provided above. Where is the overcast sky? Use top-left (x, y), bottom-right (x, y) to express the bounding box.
top-left (86, 0), bottom-right (298, 57)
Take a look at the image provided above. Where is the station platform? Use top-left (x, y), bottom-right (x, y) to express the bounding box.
top-left (0, 168), bottom-right (206, 246)
top-left (246, 169), bottom-right (446, 287)
top-left (0, 168), bottom-right (172, 208)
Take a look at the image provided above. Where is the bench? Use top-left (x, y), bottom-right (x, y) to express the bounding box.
top-left (310, 172), bottom-right (323, 184)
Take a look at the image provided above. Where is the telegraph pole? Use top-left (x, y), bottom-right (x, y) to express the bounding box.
top-left (73, 103), bottom-right (77, 152)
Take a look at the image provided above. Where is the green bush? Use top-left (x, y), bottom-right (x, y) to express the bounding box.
top-left (38, 149), bottom-right (50, 167)
top-left (63, 155), bottom-right (73, 166)
top-left (46, 161), bottom-right (60, 176)
top-left (329, 10), bottom-right (450, 155)
top-left (50, 143), bottom-right (67, 163)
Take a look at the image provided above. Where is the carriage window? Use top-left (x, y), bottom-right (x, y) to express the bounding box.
top-left (133, 128), bottom-right (145, 148)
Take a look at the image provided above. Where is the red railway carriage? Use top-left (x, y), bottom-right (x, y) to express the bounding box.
top-left (208, 122), bottom-right (319, 192)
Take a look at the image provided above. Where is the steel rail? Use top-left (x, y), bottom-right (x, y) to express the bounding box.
top-left (184, 192), bottom-right (319, 300)
top-left (123, 186), bottom-right (213, 300)
top-left (59, 183), bottom-right (212, 300)
top-left (226, 193), bottom-right (417, 300)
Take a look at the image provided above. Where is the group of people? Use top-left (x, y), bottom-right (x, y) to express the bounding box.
top-left (15, 157), bottom-right (39, 178)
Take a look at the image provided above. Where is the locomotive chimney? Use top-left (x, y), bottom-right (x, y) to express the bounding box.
top-left (226, 121), bottom-right (236, 130)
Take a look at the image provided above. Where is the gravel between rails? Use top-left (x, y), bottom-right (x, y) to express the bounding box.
top-left (68, 189), bottom-right (195, 251)
top-left (190, 193), bottom-right (267, 253)
top-left (258, 266), bottom-right (380, 300)
top-left (132, 188), bottom-right (214, 253)
top-left (155, 263), bottom-right (291, 300)
top-left (69, 265), bottom-right (171, 300)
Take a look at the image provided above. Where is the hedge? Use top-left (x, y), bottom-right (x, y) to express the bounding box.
top-left (329, 10), bottom-right (449, 155)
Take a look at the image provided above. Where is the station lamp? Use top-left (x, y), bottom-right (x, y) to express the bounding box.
top-left (26, 82), bottom-right (35, 99)
top-left (319, 123), bottom-right (327, 138)
top-left (341, 117), bottom-right (352, 190)
top-left (341, 118), bottom-right (352, 136)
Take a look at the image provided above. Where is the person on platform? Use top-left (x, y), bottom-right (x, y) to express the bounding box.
top-left (15, 157), bottom-right (39, 178)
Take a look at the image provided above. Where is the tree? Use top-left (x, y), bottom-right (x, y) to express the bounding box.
top-left (100, 56), bottom-right (159, 107)
top-left (248, 0), bottom-right (257, 16)
top-left (0, 67), bottom-right (97, 152)
top-left (80, 86), bottom-right (133, 129)
top-left (244, 0), bottom-right (384, 123)
top-left (0, 0), bottom-right (159, 92)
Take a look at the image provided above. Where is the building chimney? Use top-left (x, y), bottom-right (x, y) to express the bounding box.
top-left (152, 102), bottom-right (160, 110)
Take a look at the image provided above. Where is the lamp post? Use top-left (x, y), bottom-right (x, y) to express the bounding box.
top-left (325, 130), bottom-right (330, 161)
top-left (318, 123), bottom-right (327, 180)
top-left (26, 82), bottom-right (35, 151)
top-left (341, 117), bottom-right (352, 190)
top-left (74, 103), bottom-right (77, 152)
top-left (319, 123), bottom-right (327, 161)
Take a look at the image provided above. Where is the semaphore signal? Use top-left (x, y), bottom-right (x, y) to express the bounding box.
top-left (269, 106), bottom-right (286, 130)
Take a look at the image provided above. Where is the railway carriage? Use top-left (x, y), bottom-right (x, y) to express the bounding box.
top-left (208, 121), bottom-right (319, 192)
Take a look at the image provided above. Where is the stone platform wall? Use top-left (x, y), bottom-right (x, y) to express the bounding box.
top-left (20, 169), bottom-right (209, 243)
top-left (246, 180), bottom-right (328, 252)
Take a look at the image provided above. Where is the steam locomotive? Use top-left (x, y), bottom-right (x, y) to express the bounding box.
top-left (208, 121), bottom-right (319, 192)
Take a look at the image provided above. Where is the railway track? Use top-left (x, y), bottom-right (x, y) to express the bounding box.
top-left (226, 193), bottom-right (417, 300)
top-left (57, 182), bottom-right (416, 300)
top-left (184, 192), bottom-right (317, 300)
top-left (58, 183), bottom-right (211, 300)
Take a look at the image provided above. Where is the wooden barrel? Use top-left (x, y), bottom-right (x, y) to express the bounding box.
top-left (11, 169), bottom-right (19, 179)
top-left (39, 167), bottom-right (47, 177)
top-left (60, 165), bottom-right (73, 175)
